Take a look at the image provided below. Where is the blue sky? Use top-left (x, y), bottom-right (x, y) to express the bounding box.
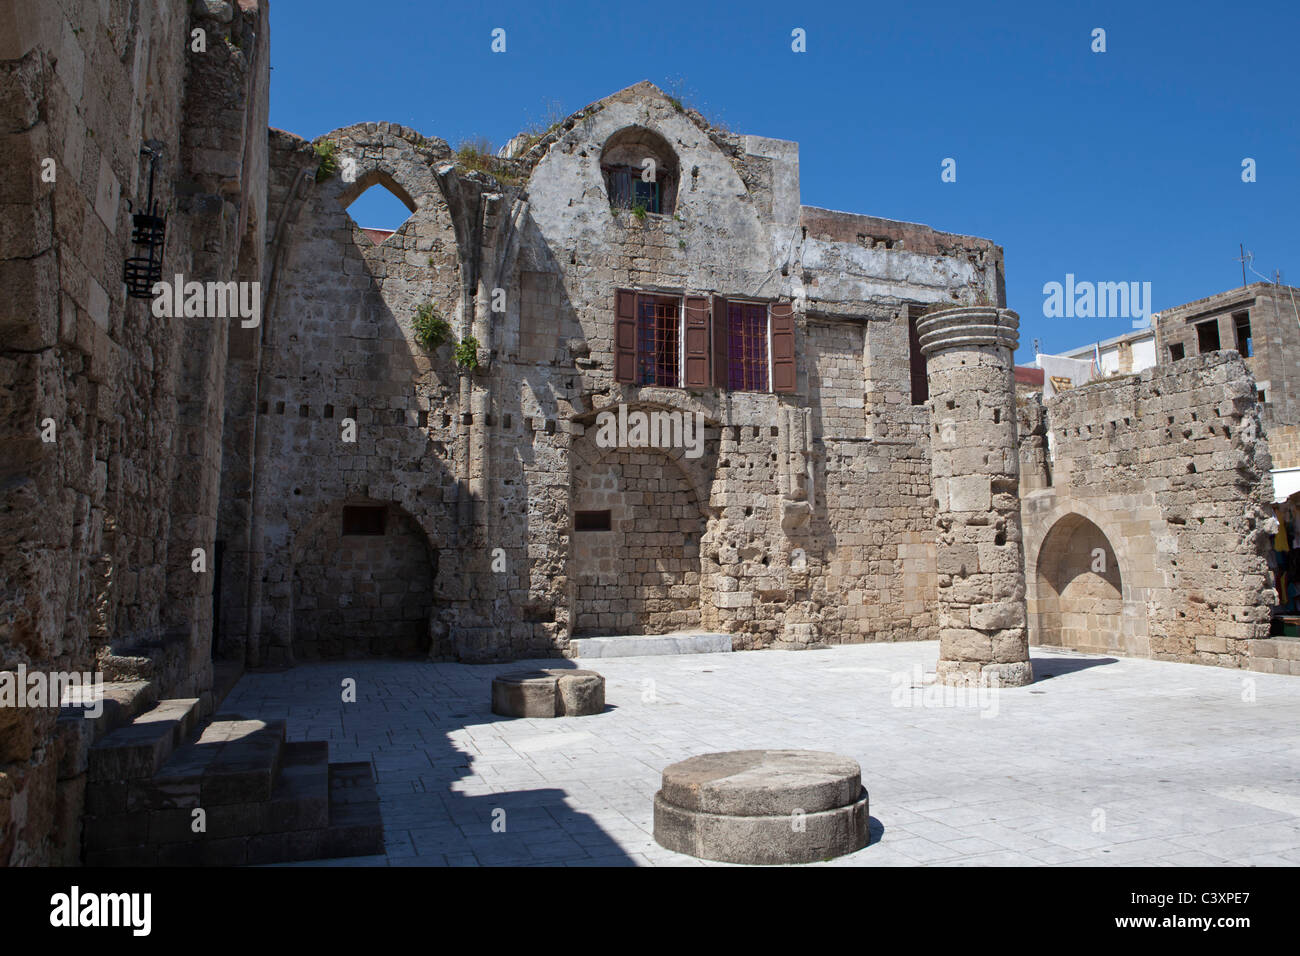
top-left (267, 0), bottom-right (1299, 363)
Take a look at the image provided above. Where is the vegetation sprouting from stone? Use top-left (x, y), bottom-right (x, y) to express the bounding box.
top-left (455, 335), bottom-right (481, 370)
top-left (662, 76), bottom-right (729, 132)
top-left (455, 137), bottom-right (496, 171)
top-left (413, 304), bottom-right (450, 350)
top-left (313, 140), bottom-right (338, 182)
top-left (454, 137), bottom-right (523, 186)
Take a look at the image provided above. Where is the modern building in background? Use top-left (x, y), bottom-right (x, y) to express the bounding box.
top-left (1034, 282), bottom-right (1300, 479)
top-left (1154, 284), bottom-right (1300, 473)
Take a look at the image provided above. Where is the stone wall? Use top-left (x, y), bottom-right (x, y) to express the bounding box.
top-left (292, 501), bottom-right (435, 659)
top-left (0, 0), bottom-right (267, 866)
top-left (569, 432), bottom-right (708, 636)
top-left (806, 320), bottom-right (866, 440)
top-left (221, 81), bottom-right (1005, 663)
top-left (228, 122), bottom-right (467, 667)
top-left (505, 84), bottom-right (998, 653)
top-left (1155, 283), bottom-right (1300, 470)
top-left (1022, 352), bottom-right (1277, 666)
top-left (5, 23), bottom-right (1292, 866)
top-left (1267, 423), bottom-right (1300, 474)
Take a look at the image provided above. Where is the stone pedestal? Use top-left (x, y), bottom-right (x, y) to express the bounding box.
top-left (653, 750), bottom-right (870, 864)
top-left (491, 669), bottom-right (605, 717)
top-left (917, 306), bottom-right (1032, 687)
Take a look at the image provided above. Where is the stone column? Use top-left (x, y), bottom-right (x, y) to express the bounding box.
top-left (917, 306), bottom-right (1032, 687)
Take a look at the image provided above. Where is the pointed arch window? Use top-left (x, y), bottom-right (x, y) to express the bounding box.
top-left (339, 171), bottom-right (417, 245)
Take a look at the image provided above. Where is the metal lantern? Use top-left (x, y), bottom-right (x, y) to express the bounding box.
top-left (123, 143), bottom-right (167, 299)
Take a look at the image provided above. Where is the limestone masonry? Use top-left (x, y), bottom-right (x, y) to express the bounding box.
top-left (0, 0), bottom-right (1283, 866)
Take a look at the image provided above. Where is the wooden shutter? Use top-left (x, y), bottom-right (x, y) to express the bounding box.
top-left (712, 295), bottom-right (729, 390)
top-left (684, 296), bottom-right (710, 388)
top-left (770, 300), bottom-right (796, 393)
top-left (614, 289), bottom-right (637, 383)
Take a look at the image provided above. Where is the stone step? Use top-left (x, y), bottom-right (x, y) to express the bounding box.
top-left (240, 760), bottom-right (384, 866)
top-left (323, 762), bottom-right (384, 859)
top-left (82, 722), bottom-right (382, 865)
top-left (268, 741), bottom-right (330, 833)
top-left (87, 697), bottom-right (200, 783)
top-left (570, 632), bottom-right (732, 659)
top-left (152, 742), bottom-right (331, 866)
top-left (159, 716), bottom-right (287, 806)
top-left (56, 678), bottom-right (159, 780)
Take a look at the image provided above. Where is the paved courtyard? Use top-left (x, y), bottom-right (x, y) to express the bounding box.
top-left (221, 642), bottom-right (1300, 866)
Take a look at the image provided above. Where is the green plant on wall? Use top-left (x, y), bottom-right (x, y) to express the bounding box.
top-left (455, 137), bottom-right (496, 173)
top-left (455, 335), bottom-right (481, 370)
top-left (413, 303), bottom-right (450, 350)
top-left (631, 202), bottom-right (648, 222)
top-left (314, 140), bottom-right (338, 182)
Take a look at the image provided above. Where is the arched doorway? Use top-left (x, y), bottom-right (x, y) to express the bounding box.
top-left (569, 443), bottom-right (707, 636)
top-left (1035, 514), bottom-right (1123, 653)
top-left (292, 500), bottom-right (435, 658)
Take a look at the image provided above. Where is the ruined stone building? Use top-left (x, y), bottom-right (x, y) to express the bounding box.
top-left (1153, 284), bottom-right (1300, 471)
top-left (1041, 283), bottom-right (1300, 473)
top-left (0, 0), bottom-right (1284, 866)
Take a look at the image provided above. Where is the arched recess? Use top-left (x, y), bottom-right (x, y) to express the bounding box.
top-left (600, 125), bottom-right (679, 215)
top-left (1034, 513), bottom-right (1124, 654)
top-left (291, 499), bottom-right (436, 658)
top-left (568, 426), bottom-right (710, 636)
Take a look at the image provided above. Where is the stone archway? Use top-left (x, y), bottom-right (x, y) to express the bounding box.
top-left (569, 441), bottom-right (708, 637)
top-left (291, 500), bottom-right (436, 658)
top-left (1034, 513), bottom-right (1124, 654)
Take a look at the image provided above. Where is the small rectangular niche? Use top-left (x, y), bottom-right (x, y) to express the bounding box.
top-left (574, 510), bottom-right (612, 532)
top-left (342, 505), bottom-right (386, 536)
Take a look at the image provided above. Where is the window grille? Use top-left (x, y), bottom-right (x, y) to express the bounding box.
top-left (637, 295), bottom-right (680, 386)
top-left (727, 302), bottom-right (769, 391)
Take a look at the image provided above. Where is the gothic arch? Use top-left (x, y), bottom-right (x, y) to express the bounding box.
top-left (337, 168), bottom-right (418, 216)
top-left (568, 421), bottom-right (712, 636)
top-left (572, 397), bottom-right (718, 509)
top-left (310, 123), bottom-right (449, 255)
top-left (289, 498), bottom-right (437, 658)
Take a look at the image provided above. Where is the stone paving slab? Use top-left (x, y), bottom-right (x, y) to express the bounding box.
top-left (570, 633), bottom-right (732, 658)
top-left (221, 642), bottom-right (1300, 866)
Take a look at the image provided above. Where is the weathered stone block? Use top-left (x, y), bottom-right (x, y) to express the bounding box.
top-left (491, 668), bottom-right (605, 718)
top-left (653, 750), bottom-right (870, 864)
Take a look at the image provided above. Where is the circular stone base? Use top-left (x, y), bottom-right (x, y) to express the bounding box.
top-left (491, 669), bottom-right (605, 718)
top-left (936, 659), bottom-right (1033, 687)
top-left (653, 750), bottom-right (869, 864)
